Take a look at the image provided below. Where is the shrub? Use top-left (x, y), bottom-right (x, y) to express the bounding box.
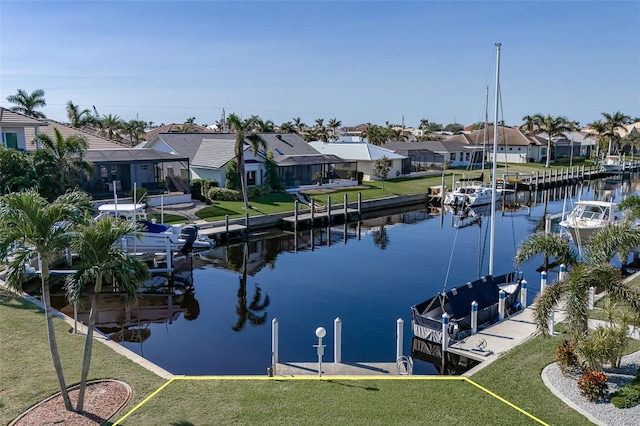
top-left (346, 169), bottom-right (356, 180)
top-left (129, 186), bottom-right (148, 204)
top-left (577, 370), bottom-right (609, 402)
top-left (246, 185), bottom-right (271, 199)
top-left (610, 369), bottom-right (640, 409)
top-left (191, 179), bottom-right (203, 200)
top-left (207, 187), bottom-right (242, 201)
top-left (555, 340), bottom-right (580, 375)
top-left (357, 171), bottom-right (364, 184)
top-left (313, 172), bottom-right (323, 183)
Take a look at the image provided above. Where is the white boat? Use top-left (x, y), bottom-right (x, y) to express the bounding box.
top-left (443, 182), bottom-right (501, 207)
top-left (601, 155), bottom-right (625, 174)
top-left (559, 200), bottom-right (616, 245)
top-left (412, 43), bottom-right (523, 345)
top-left (96, 203), bottom-right (214, 254)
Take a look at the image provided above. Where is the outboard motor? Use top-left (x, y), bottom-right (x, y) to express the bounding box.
top-left (179, 225), bottom-right (198, 255)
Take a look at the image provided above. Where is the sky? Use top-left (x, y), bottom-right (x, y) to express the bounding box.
top-left (1, 1), bottom-right (639, 129)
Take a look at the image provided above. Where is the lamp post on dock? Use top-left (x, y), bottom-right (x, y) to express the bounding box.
top-left (314, 327), bottom-right (326, 377)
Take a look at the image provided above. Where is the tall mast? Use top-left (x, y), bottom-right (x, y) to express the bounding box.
top-left (489, 42), bottom-right (501, 276)
top-left (482, 85), bottom-right (489, 176)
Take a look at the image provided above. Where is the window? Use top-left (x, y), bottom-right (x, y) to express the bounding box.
top-left (3, 132), bottom-right (18, 149)
top-left (140, 164), bottom-right (149, 171)
top-left (247, 170), bottom-right (256, 186)
top-left (465, 152), bottom-right (470, 161)
top-left (449, 153), bottom-right (456, 161)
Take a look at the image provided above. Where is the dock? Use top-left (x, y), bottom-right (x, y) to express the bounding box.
top-left (282, 208), bottom-right (359, 226)
top-left (447, 307), bottom-right (565, 375)
top-left (275, 361), bottom-right (408, 376)
top-left (200, 223), bottom-right (247, 240)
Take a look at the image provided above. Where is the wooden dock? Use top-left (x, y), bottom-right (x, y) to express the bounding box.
top-left (282, 208), bottom-right (359, 226)
top-left (200, 223), bottom-right (247, 240)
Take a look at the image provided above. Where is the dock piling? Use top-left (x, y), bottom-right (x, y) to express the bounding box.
top-left (396, 318), bottom-right (403, 360)
top-left (334, 317), bottom-right (342, 363)
top-left (498, 290), bottom-right (505, 321)
top-left (541, 271), bottom-right (548, 294)
top-left (442, 313), bottom-right (450, 352)
top-left (588, 287), bottom-right (595, 310)
top-left (471, 301), bottom-right (478, 334)
top-left (344, 193), bottom-right (348, 222)
top-left (272, 318), bottom-right (278, 375)
top-left (327, 196), bottom-right (332, 225)
top-left (520, 279), bottom-right (528, 308)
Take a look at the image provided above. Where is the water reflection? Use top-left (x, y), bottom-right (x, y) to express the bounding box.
top-left (231, 242), bottom-right (270, 332)
top-left (411, 337), bottom-right (480, 375)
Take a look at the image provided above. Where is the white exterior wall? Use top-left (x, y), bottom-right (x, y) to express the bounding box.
top-left (191, 168), bottom-right (226, 187)
top-left (1, 126), bottom-right (27, 150)
top-left (360, 158), bottom-right (404, 181)
top-left (492, 146), bottom-right (540, 164)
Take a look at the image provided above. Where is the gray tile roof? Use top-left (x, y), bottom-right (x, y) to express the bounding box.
top-left (85, 149), bottom-right (188, 163)
top-left (192, 138), bottom-right (238, 169)
top-left (256, 133), bottom-right (322, 161)
top-left (144, 123), bottom-right (214, 141)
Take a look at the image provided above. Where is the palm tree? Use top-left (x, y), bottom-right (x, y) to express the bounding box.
top-left (601, 111), bottom-right (631, 156)
top-left (585, 120), bottom-right (608, 162)
top-left (327, 118), bottom-right (342, 139)
top-left (66, 101), bottom-right (96, 128)
top-left (519, 114), bottom-right (539, 134)
top-left (279, 121), bottom-right (294, 133)
top-left (360, 125), bottom-right (387, 146)
top-left (6, 89), bottom-right (47, 118)
top-left (530, 114), bottom-right (572, 168)
top-left (389, 128), bottom-right (408, 142)
top-left (33, 127), bottom-right (93, 200)
top-left (519, 226), bottom-right (640, 339)
top-left (179, 117), bottom-right (197, 133)
top-left (419, 118), bottom-right (430, 131)
top-left (65, 217), bottom-right (150, 411)
top-left (226, 113), bottom-right (267, 209)
top-left (97, 114), bottom-right (123, 141)
top-left (122, 120), bottom-right (147, 146)
top-left (516, 232), bottom-right (578, 271)
top-left (315, 118), bottom-right (325, 129)
top-left (0, 189), bottom-right (93, 411)
top-left (292, 117), bottom-right (306, 134)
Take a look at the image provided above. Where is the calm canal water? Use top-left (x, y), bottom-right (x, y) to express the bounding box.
top-left (48, 174), bottom-right (640, 375)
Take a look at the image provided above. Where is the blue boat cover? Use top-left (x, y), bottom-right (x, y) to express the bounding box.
top-left (138, 220), bottom-right (171, 233)
top-left (446, 276), bottom-right (500, 319)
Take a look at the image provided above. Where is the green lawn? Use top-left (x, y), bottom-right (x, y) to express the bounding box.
top-left (1, 291), bottom-right (598, 426)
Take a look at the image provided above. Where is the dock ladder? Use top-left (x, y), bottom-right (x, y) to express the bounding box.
top-left (396, 356), bottom-right (413, 376)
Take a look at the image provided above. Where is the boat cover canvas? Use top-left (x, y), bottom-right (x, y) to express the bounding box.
top-left (446, 276), bottom-right (500, 319)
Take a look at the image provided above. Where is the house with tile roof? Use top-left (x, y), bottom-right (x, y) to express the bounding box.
top-left (536, 131), bottom-right (596, 160)
top-left (1, 107), bottom-right (190, 202)
top-left (144, 123), bottom-right (214, 141)
top-left (382, 141), bottom-right (445, 172)
top-left (447, 125), bottom-right (547, 164)
top-left (141, 132), bottom-right (351, 189)
top-left (0, 107), bottom-right (47, 150)
top-left (308, 141), bottom-right (407, 181)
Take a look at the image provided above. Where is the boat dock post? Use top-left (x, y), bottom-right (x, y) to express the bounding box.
top-left (271, 318), bottom-right (278, 376)
top-left (541, 271), bottom-right (548, 293)
top-left (442, 313), bottom-right (450, 353)
top-left (327, 197), bottom-right (332, 225)
top-left (245, 213), bottom-right (250, 239)
top-left (357, 192), bottom-right (362, 217)
top-left (498, 290), bottom-right (505, 321)
top-left (521, 279), bottom-right (528, 308)
top-left (334, 317), bottom-right (342, 363)
top-left (343, 194), bottom-right (348, 222)
top-left (294, 200), bottom-right (299, 232)
top-left (471, 301), bottom-right (478, 334)
top-left (396, 318), bottom-right (403, 360)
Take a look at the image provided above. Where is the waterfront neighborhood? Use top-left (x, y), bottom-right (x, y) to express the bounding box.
top-left (2, 1), bottom-right (640, 424)
top-left (2, 86), bottom-right (640, 425)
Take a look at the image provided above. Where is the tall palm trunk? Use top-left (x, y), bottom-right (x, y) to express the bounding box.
top-left (76, 285), bottom-right (100, 412)
top-left (41, 260), bottom-right (73, 411)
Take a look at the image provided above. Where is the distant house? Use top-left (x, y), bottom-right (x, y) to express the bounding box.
top-left (382, 141), bottom-right (445, 173)
top-left (144, 123), bottom-right (214, 141)
top-left (537, 132), bottom-right (596, 160)
top-left (0, 107), bottom-right (47, 150)
top-left (309, 141), bottom-right (407, 181)
top-left (398, 138), bottom-right (481, 168)
top-left (141, 132), bottom-right (350, 189)
top-left (1, 109), bottom-right (188, 202)
top-left (447, 126), bottom-right (546, 164)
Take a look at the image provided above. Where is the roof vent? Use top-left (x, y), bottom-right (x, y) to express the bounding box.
top-left (276, 134), bottom-right (283, 140)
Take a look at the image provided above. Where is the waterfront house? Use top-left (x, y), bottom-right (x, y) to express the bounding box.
top-left (308, 141), bottom-right (407, 181)
top-left (447, 126), bottom-right (547, 164)
top-left (0, 107), bottom-right (46, 150)
top-left (382, 141), bottom-right (445, 172)
top-left (141, 132), bottom-right (350, 190)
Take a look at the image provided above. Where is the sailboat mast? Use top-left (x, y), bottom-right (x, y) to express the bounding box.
top-left (482, 86), bottom-right (489, 176)
top-left (489, 42), bottom-right (501, 276)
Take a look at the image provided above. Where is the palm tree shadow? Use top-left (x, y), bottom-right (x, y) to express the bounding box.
top-left (170, 422), bottom-right (196, 426)
top-left (325, 380), bottom-right (379, 391)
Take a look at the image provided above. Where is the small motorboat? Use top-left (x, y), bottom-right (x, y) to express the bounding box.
top-left (559, 200), bottom-right (617, 245)
top-left (443, 183), bottom-right (501, 207)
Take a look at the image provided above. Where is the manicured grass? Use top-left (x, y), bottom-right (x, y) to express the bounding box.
top-left (192, 161), bottom-right (600, 222)
top-left (118, 378), bottom-right (541, 426)
top-left (1, 289), bottom-right (598, 426)
top-left (0, 292), bottom-right (165, 425)
top-left (146, 212), bottom-right (190, 224)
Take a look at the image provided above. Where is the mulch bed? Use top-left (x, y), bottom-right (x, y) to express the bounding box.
top-left (10, 380), bottom-right (131, 426)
